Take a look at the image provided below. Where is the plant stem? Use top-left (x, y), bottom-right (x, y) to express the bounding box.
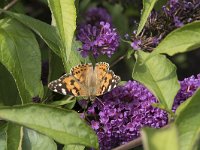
top-left (112, 137), bottom-right (142, 150)
top-left (110, 54), bottom-right (126, 68)
top-left (0, 0), bottom-right (18, 15)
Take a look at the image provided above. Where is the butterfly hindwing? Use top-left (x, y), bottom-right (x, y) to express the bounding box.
top-left (96, 70), bottom-right (121, 96)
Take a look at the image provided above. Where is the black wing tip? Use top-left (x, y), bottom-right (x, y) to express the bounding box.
top-left (108, 70), bottom-right (121, 82)
top-left (48, 80), bottom-right (56, 89)
top-left (48, 77), bottom-right (67, 95)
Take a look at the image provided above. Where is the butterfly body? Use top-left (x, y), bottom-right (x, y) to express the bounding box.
top-left (87, 71), bottom-right (98, 97)
top-left (48, 62), bottom-right (120, 99)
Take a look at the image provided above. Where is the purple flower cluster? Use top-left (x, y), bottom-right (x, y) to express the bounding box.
top-left (163, 0), bottom-right (200, 27)
top-left (82, 74), bottom-right (200, 149)
top-left (77, 22), bottom-right (119, 58)
top-left (77, 7), bottom-right (120, 58)
top-left (173, 74), bottom-right (200, 111)
top-left (85, 81), bottom-right (168, 149)
top-left (130, 0), bottom-right (200, 51)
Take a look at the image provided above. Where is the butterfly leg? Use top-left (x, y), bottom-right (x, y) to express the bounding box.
top-left (95, 97), bottom-right (105, 106)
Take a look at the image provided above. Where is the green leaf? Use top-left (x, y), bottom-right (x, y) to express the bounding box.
top-left (0, 122), bottom-right (7, 150)
top-left (0, 132), bottom-right (6, 150)
top-left (39, 0), bottom-right (48, 4)
top-left (49, 39), bottom-right (87, 76)
top-left (175, 89), bottom-right (200, 150)
top-left (0, 19), bottom-right (43, 103)
top-left (141, 125), bottom-right (179, 150)
top-left (65, 39), bottom-right (89, 72)
top-left (64, 99), bottom-right (76, 110)
top-left (132, 51), bottom-right (180, 110)
top-left (48, 51), bottom-right (65, 82)
top-left (0, 9), bottom-right (62, 56)
top-left (7, 123), bottom-right (23, 150)
top-left (0, 104), bottom-right (99, 149)
top-left (0, 63), bottom-right (21, 106)
top-left (193, 139), bottom-right (200, 150)
top-left (0, 9), bottom-right (81, 73)
top-left (154, 21), bottom-right (200, 56)
top-left (48, 0), bottom-right (77, 70)
top-left (22, 128), bottom-right (57, 150)
top-left (50, 98), bottom-right (75, 106)
top-left (63, 145), bottom-right (85, 150)
top-left (136, 0), bottom-right (158, 35)
top-left (46, 51), bottom-right (65, 98)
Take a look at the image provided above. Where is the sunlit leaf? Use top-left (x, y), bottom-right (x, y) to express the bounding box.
top-left (175, 89), bottom-right (200, 150)
top-left (0, 104), bottom-right (99, 149)
top-left (0, 9), bottom-right (61, 56)
top-left (7, 123), bottom-right (23, 150)
top-left (48, 0), bottom-right (77, 70)
top-left (141, 125), bottom-right (179, 150)
top-left (154, 21), bottom-right (200, 56)
top-left (0, 19), bottom-right (43, 103)
top-left (136, 0), bottom-right (158, 35)
top-left (63, 144), bottom-right (85, 150)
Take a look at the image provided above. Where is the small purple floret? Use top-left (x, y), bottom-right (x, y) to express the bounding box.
top-left (131, 40), bottom-right (141, 50)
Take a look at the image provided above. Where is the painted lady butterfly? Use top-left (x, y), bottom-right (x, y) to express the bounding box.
top-left (48, 62), bottom-right (120, 99)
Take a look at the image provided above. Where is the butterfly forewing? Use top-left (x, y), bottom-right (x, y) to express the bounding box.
top-left (96, 70), bottom-right (121, 96)
top-left (94, 62), bottom-right (109, 81)
top-left (48, 74), bottom-right (87, 96)
top-left (70, 63), bottom-right (93, 84)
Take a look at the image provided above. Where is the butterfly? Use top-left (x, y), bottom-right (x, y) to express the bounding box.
top-left (48, 62), bottom-right (120, 100)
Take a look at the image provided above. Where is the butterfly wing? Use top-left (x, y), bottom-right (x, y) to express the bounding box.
top-left (48, 63), bottom-right (94, 97)
top-left (70, 63), bottom-right (93, 84)
top-left (48, 74), bottom-right (83, 96)
top-left (94, 62), bottom-right (109, 81)
top-left (95, 62), bottom-right (120, 96)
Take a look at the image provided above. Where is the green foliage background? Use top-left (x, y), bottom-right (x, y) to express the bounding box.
top-left (0, 0), bottom-right (200, 150)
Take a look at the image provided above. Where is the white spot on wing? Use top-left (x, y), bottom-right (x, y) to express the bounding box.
top-left (59, 83), bottom-right (62, 86)
top-left (108, 85), bottom-right (112, 91)
top-left (62, 88), bottom-right (67, 95)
